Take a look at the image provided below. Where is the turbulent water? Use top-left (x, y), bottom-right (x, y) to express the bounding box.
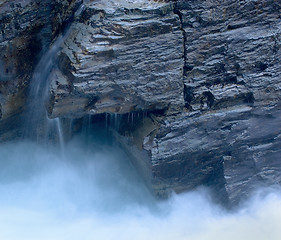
top-left (2, 2), bottom-right (279, 238)
top-left (0, 129), bottom-right (281, 240)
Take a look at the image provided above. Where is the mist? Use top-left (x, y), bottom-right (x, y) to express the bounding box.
top-left (0, 132), bottom-right (280, 240)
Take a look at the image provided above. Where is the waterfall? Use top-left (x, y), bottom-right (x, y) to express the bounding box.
top-left (0, 2), bottom-right (280, 239)
top-left (23, 34), bottom-right (65, 144)
top-left (55, 118), bottom-right (65, 153)
top-left (22, 3), bottom-right (85, 145)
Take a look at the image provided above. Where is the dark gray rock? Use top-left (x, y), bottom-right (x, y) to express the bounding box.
top-left (117, 103), bottom-right (281, 204)
top-left (177, 0), bottom-right (281, 111)
top-left (172, 0), bottom-right (281, 204)
top-left (109, 0), bottom-right (281, 205)
top-left (47, 0), bottom-right (184, 118)
top-left (0, 0), bottom-right (82, 141)
top-left (0, 0), bottom-right (280, 206)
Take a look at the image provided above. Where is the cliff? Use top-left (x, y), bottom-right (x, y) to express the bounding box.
top-left (0, 0), bottom-right (82, 140)
top-left (0, 0), bottom-right (280, 205)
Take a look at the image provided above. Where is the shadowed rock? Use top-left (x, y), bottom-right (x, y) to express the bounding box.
top-left (0, 0), bottom-right (82, 141)
top-left (0, 0), bottom-right (280, 206)
top-left (47, 0), bottom-right (184, 118)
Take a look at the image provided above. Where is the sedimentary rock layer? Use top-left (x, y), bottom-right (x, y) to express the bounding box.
top-left (120, 103), bottom-right (281, 204)
top-left (0, 0), bottom-right (280, 205)
top-left (47, 0), bottom-right (281, 204)
top-left (178, 0), bottom-right (281, 110)
top-left (0, 0), bottom-right (82, 140)
top-left (48, 0), bottom-right (184, 118)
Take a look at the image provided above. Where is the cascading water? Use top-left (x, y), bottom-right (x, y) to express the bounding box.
top-left (0, 2), bottom-right (281, 240)
top-left (22, 1), bottom-right (86, 146)
top-left (23, 33), bottom-right (66, 145)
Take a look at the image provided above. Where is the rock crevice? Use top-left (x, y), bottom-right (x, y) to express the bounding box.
top-left (0, 0), bottom-right (280, 205)
top-left (0, 0), bottom-right (82, 141)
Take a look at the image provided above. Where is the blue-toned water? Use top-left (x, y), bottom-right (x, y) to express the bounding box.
top-left (1, 1), bottom-right (280, 238)
top-left (0, 131), bottom-right (280, 240)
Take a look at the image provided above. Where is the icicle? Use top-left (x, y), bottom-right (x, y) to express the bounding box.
top-left (88, 115), bottom-right (92, 133)
top-left (68, 118), bottom-right (74, 139)
top-left (131, 112), bottom-right (134, 123)
top-left (114, 113), bottom-right (118, 130)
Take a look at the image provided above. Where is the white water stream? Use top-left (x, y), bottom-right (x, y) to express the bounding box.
top-left (22, 32), bottom-right (64, 143)
top-left (0, 134), bottom-right (281, 240)
top-left (1, 1), bottom-right (281, 239)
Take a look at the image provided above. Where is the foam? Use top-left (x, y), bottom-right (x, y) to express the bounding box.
top-left (0, 139), bottom-right (280, 240)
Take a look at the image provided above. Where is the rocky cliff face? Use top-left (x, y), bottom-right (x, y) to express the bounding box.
top-left (0, 0), bottom-right (82, 140)
top-left (1, 0), bottom-right (280, 205)
top-left (176, 0), bottom-right (281, 204)
top-left (46, 0), bottom-right (281, 205)
top-left (47, 0), bottom-right (184, 118)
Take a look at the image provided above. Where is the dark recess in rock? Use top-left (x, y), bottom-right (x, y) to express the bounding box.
top-left (255, 61), bottom-right (268, 71)
top-left (0, 0), bottom-right (280, 207)
top-left (183, 85), bottom-right (194, 109)
top-left (201, 91), bottom-right (215, 108)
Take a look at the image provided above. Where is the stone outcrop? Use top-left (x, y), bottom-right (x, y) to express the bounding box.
top-left (175, 0), bottom-right (281, 204)
top-left (179, 0), bottom-right (280, 110)
top-left (120, 103), bottom-right (281, 204)
top-left (47, 0), bottom-right (184, 118)
top-left (0, 0), bottom-right (280, 205)
top-left (46, 0), bottom-right (281, 205)
top-left (0, 0), bottom-right (82, 140)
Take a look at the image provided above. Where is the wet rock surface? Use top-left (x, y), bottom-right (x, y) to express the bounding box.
top-left (177, 0), bottom-right (281, 204)
top-left (122, 103), bottom-right (281, 205)
top-left (98, 0), bottom-right (280, 204)
top-left (48, 0), bottom-right (184, 118)
top-left (0, 0), bottom-right (280, 205)
top-left (0, 0), bottom-right (82, 140)
top-left (178, 0), bottom-right (281, 110)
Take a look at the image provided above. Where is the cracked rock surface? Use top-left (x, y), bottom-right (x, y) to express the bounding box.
top-left (0, 0), bottom-right (82, 140)
top-left (0, 0), bottom-right (280, 205)
top-left (48, 0), bottom-right (184, 118)
top-left (47, 0), bottom-right (281, 205)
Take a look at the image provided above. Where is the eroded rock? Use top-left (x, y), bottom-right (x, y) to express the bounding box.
top-left (0, 0), bottom-right (82, 141)
top-left (109, 0), bottom-right (281, 204)
top-left (48, 0), bottom-right (184, 118)
top-left (116, 103), bottom-right (281, 204)
top-left (0, 0), bottom-right (280, 206)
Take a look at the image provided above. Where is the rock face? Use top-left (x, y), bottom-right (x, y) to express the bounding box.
top-left (174, 0), bottom-right (281, 204)
top-left (47, 0), bottom-right (184, 118)
top-left (0, 0), bottom-right (280, 205)
top-left (179, 0), bottom-right (280, 110)
top-left (46, 0), bottom-right (281, 205)
top-left (0, 0), bottom-right (82, 140)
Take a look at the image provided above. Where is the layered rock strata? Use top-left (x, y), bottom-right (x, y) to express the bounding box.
top-left (0, 0), bottom-right (82, 140)
top-left (47, 0), bottom-right (281, 204)
top-left (0, 0), bottom-right (280, 205)
top-left (47, 0), bottom-right (184, 118)
top-left (175, 0), bottom-right (281, 204)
